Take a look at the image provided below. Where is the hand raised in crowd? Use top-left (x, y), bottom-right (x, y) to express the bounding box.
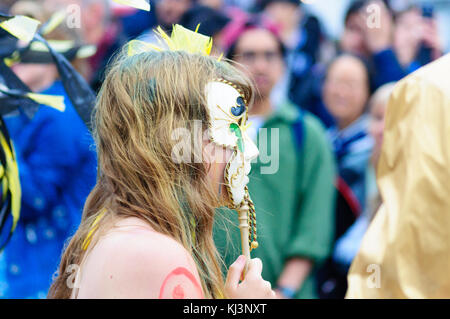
top-left (394, 7), bottom-right (443, 67)
top-left (225, 256), bottom-right (276, 299)
top-left (393, 7), bottom-right (424, 66)
top-left (422, 18), bottom-right (443, 60)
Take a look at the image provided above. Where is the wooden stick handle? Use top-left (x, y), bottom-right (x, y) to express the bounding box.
top-left (238, 203), bottom-right (250, 278)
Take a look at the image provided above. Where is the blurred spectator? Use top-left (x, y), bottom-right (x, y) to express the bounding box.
top-left (156, 0), bottom-right (193, 29)
top-left (0, 1), bottom-right (97, 298)
top-left (137, 0), bottom-right (194, 45)
top-left (259, 0), bottom-right (310, 48)
top-left (393, 5), bottom-right (443, 71)
top-left (224, 0), bottom-right (256, 12)
top-left (198, 0), bottom-right (224, 10)
top-left (340, 0), bottom-right (442, 90)
top-left (179, 4), bottom-right (230, 56)
top-left (45, 0), bottom-right (126, 91)
top-left (180, 5), bottom-right (230, 37)
top-left (44, 0), bottom-right (111, 50)
top-left (393, 6), bottom-right (424, 69)
top-left (341, 0), bottom-right (397, 89)
top-left (118, 3), bottom-right (157, 39)
top-left (259, 0), bottom-right (329, 126)
top-left (119, 0), bottom-right (194, 41)
top-left (324, 54), bottom-right (373, 212)
top-left (214, 19), bottom-right (336, 299)
top-left (317, 55), bottom-right (370, 298)
top-left (333, 82), bottom-right (395, 272)
top-left (10, 0), bottom-right (92, 78)
top-left (0, 0), bottom-right (18, 12)
top-left (317, 62), bottom-right (392, 298)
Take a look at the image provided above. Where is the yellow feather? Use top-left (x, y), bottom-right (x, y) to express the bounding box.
top-left (82, 209), bottom-right (107, 250)
top-left (168, 24), bottom-right (212, 55)
top-left (155, 26), bottom-right (175, 50)
top-left (127, 24), bottom-right (216, 59)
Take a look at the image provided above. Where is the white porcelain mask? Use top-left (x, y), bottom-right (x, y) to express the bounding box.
top-left (205, 80), bottom-right (259, 208)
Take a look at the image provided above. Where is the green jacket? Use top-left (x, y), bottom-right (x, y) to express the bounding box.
top-left (213, 100), bottom-right (336, 299)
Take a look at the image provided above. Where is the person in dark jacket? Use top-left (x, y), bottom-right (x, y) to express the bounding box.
top-left (0, 2), bottom-right (97, 298)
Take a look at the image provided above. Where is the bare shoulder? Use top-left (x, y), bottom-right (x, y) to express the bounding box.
top-left (76, 217), bottom-right (204, 299)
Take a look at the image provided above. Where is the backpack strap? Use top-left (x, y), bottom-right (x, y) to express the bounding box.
top-left (292, 109), bottom-right (305, 152)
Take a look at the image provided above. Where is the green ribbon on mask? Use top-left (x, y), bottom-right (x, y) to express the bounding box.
top-left (229, 123), bottom-right (244, 153)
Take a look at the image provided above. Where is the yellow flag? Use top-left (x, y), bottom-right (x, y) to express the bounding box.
top-left (26, 93), bottom-right (66, 112)
top-left (0, 15), bottom-right (40, 42)
top-left (0, 134), bottom-right (21, 234)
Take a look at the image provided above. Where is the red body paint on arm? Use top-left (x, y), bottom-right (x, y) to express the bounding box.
top-left (159, 267), bottom-right (204, 299)
top-left (172, 285), bottom-right (185, 299)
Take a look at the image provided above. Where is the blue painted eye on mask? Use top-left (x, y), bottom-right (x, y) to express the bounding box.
top-left (231, 96), bottom-right (246, 117)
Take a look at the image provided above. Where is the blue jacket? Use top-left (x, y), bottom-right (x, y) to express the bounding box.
top-left (372, 48), bottom-right (424, 89)
top-left (327, 115), bottom-right (374, 212)
top-left (0, 81), bottom-right (97, 298)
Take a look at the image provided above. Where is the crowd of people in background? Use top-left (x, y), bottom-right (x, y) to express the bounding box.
top-left (0, 0), bottom-right (446, 298)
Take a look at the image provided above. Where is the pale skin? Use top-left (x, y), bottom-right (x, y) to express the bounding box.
top-left (74, 143), bottom-right (275, 299)
top-left (11, 63), bottom-right (58, 92)
top-left (233, 28), bottom-right (313, 298)
top-left (75, 218), bottom-right (204, 299)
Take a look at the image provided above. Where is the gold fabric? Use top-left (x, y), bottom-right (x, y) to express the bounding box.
top-left (346, 54), bottom-right (450, 298)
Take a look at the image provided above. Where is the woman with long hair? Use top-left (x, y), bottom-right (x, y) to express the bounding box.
top-left (47, 27), bottom-right (275, 299)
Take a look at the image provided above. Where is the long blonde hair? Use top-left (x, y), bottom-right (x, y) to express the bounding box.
top-left (47, 49), bottom-right (253, 299)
